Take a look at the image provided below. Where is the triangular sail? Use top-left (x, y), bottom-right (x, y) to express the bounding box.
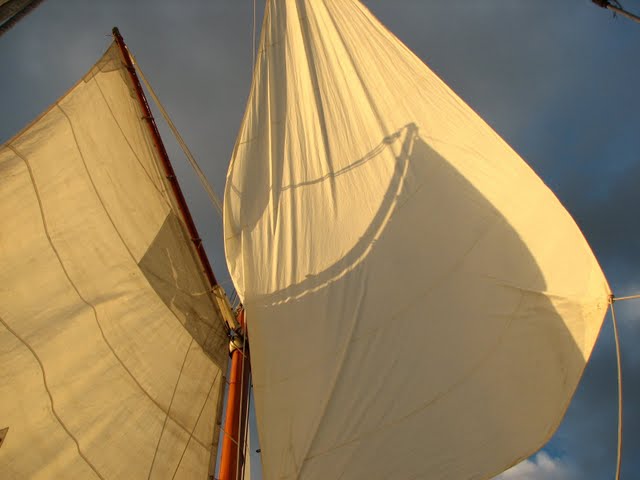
top-left (224, 1), bottom-right (610, 479)
top-left (0, 42), bottom-right (229, 479)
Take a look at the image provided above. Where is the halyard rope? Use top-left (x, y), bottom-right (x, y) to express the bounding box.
top-left (130, 53), bottom-right (224, 218)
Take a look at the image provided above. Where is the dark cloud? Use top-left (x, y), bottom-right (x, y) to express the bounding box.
top-left (1, 1), bottom-right (638, 479)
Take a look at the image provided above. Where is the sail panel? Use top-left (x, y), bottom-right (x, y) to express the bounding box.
top-left (0, 43), bottom-right (228, 479)
top-left (224, 1), bottom-right (610, 479)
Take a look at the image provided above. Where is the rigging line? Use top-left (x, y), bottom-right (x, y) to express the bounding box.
top-left (219, 427), bottom-right (240, 447)
top-left (613, 293), bottom-right (640, 302)
top-left (235, 317), bottom-right (248, 480)
top-left (609, 297), bottom-right (623, 480)
top-left (171, 368), bottom-right (222, 480)
top-left (253, 0), bottom-right (257, 69)
top-left (241, 381), bottom-right (252, 480)
top-left (129, 53), bottom-right (224, 218)
top-left (147, 338), bottom-right (194, 480)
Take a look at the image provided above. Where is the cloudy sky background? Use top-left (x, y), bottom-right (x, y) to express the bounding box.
top-left (1, 1), bottom-right (638, 479)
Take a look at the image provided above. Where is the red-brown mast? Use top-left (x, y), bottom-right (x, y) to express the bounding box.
top-left (112, 26), bottom-right (220, 291)
top-left (219, 308), bottom-right (251, 480)
top-left (112, 27), bottom-right (251, 479)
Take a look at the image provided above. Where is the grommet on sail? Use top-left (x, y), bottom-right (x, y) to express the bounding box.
top-left (224, 1), bottom-right (610, 479)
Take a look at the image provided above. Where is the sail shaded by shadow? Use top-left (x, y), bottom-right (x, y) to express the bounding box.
top-left (223, 2), bottom-right (609, 479)
top-left (231, 127), bottom-right (608, 480)
top-left (138, 211), bottom-right (228, 368)
top-left (0, 42), bottom-right (228, 479)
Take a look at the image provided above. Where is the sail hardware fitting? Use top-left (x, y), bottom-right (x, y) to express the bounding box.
top-left (228, 328), bottom-right (246, 355)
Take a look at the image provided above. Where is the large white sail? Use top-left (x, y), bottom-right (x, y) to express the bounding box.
top-left (224, 1), bottom-right (610, 479)
top-left (0, 43), bottom-right (229, 479)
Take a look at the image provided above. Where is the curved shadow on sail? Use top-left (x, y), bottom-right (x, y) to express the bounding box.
top-left (247, 124), bottom-right (416, 306)
top-left (138, 211), bottom-right (228, 368)
top-left (245, 125), bottom-right (590, 479)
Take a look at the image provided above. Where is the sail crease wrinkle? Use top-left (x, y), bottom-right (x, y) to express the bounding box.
top-left (305, 291), bottom-right (527, 461)
top-left (296, 0), bottom-right (338, 215)
top-left (225, 1), bottom-right (609, 479)
top-left (294, 282), bottom-right (368, 478)
top-left (147, 338), bottom-right (194, 479)
top-left (0, 316), bottom-right (105, 480)
top-left (58, 88), bottom-right (225, 361)
top-left (170, 369), bottom-right (221, 480)
top-left (93, 75), bottom-right (169, 202)
top-left (7, 143), bottom-right (210, 451)
top-left (319, 0), bottom-right (387, 135)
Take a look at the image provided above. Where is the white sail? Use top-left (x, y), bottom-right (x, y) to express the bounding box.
top-left (224, 1), bottom-right (610, 479)
top-left (0, 43), bottom-right (229, 479)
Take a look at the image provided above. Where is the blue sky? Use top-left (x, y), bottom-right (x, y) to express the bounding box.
top-left (1, 1), bottom-right (639, 479)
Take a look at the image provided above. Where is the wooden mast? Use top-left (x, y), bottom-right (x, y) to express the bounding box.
top-left (111, 27), bottom-right (249, 479)
top-left (219, 308), bottom-right (251, 480)
top-left (112, 26), bottom-right (222, 291)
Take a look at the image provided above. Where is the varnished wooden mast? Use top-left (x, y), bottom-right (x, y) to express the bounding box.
top-left (112, 27), bottom-right (245, 479)
top-left (219, 308), bottom-right (251, 480)
top-left (112, 27), bottom-right (222, 291)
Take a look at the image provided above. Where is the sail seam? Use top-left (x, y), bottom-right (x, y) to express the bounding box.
top-left (56, 96), bottom-right (226, 360)
top-left (54, 103), bottom-right (216, 448)
top-left (306, 290), bottom-right (527, 465)
top-left (0, 289), bottom-right (105, 479)
top-left (171, 368), bottom-right (221, 480)
top-left (92, 75), bottom-right (171, 204)
top-left (147, 338), bottom-right (194, 479)
top-left (296, 284), bottom-right (370, 479)
top-left (302, 215), bottom-right (512, 464)
top-left (9, 142), bottom-right (210, 451)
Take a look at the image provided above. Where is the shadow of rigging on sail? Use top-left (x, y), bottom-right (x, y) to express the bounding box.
top-left (138, 211), bottom-right (228, 368)
top-left (251, 123), bottom-right (419, 305)
top-left (245, 122), bottom-right (588, 479)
